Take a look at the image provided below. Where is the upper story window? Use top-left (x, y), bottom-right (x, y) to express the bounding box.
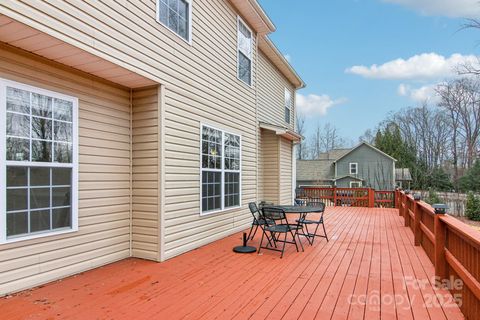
top-left (157, 0), bottom-right (191, 42)
top-left (0, 79), bottom-right (78, 243)
top-left (285, 89), bottom-right (292, 124)
top-left (350, 163), bottom-right (358, 175)
top-left (237, 18), bottom-right (253, 86)
top-left (201, 125), bottom-right (241, 215)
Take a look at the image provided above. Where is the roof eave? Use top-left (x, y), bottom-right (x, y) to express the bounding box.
top-left (258, 37), bottom-right (306, 89)
top-left (229, 0), bottom-right (276, 35)
top-left (259, 121), bottom-right (302, 142)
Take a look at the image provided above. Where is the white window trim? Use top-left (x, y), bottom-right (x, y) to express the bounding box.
top-left (199, 123), bottom-right (242, 216)
top-left (349, 162), bottom-right (358, 175)
top-left (0, 78), bottom-right (79, 244)
top-left (156, 0), bottom-right (193, 45)
top-left (236, 16), bottom-right (254, 87)
top-left (285, 88), bottom-right (292, 124)
top-left (350, 181), bottom-right (362, 188)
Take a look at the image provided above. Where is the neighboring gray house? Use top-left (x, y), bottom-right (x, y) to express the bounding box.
top-left (395, 168), bottom-right (413, 189)
top-left (297, 142), bottom-right (402, 190)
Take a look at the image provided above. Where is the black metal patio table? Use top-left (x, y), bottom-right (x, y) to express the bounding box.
top-left (262, 205), bottom-right (325, 245)
top-left (262, 205), bottom-right (324, 219)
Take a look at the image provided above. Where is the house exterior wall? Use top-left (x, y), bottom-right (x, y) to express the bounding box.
top-left (258, 129), bottom-right (279, 204)
top-left (132, 86), bottom-right (160, 261)
top-left (0, 44), bottom-right (132, 296)
top-left (257, 51), bottom-right (295, 130)
top-left (336, 144), bottom-right (395, 190)
top-left (0, 0), bottom-right (301, 293)
top-left (279, 137), bottom-right (293, 205)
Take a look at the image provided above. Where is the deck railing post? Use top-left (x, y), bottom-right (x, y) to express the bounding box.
top-left (394, 189), bottom-right (399, 209)
top-left (333, 187), bottom-right (337, 207)
top-left (413, 193), bottom-right (421, 246)
top-left (399, 192), bottom-right (405, 217)
top-left (433, 204), bottom-right (448, 281)
top-left (368, 189), bottom-right (375, 208)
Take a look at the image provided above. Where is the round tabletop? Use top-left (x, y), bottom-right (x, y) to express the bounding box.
top-left (263, 205), bottom-right (324, 214)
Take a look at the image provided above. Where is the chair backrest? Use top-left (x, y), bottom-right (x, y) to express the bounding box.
top-left (248, 202), bottom-right (260, 219)
top-left (294, 198), bottom-right (306, 206)
top-left (306, 200), bottom-right (325, 212)
top-left (261, 207), bottom-right (286, 222)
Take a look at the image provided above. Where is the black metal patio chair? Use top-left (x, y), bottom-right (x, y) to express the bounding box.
top-left (296, 200), bottom-right (328, 245)
top-left (258, 207), bottom-right (304, 258)
top-left (247, 202), bottom-right (275, 246)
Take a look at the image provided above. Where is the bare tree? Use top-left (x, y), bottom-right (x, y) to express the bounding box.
top-left (308, 122), bottom-right (346, 159)
top-left (296, 112), bottom-right (307, 159)
top-left (436, 78), bottom-right (480, 170)
top-left (359, 128), bottom-right (376, 144)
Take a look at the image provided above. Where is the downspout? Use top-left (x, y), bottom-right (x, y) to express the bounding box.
top-left (129, 88), bottom-right (133, 257)
top-left (255, 33), bottom-right (259, 202)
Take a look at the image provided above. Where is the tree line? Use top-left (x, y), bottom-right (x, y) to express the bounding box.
top-left (365, 75), bottom-right (480, 192)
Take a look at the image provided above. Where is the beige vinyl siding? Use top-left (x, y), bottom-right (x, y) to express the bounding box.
top-left (0, 44), bottom-right (131, 295)
top-left (257, 51), bottom-right (295, 130)
top-left (132, 86), bottom-right (160, 261)
top-left (0, 0), bottom-right (261, 260)
top-left (259, 129), bottom-right (279, 204)
top-left (0, 0), bottom-right (297, 275)
top-left (163, 85), bottom-right (256, 259)
top-left (279, 137), bottom-right (293, 205)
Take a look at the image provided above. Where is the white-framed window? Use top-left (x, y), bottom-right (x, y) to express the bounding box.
top-left (0, 79), bottom-right (78, 243)
top-left (350, 181), bottom-right (362, 188)
top-left (285, 88), bottom-right (292, 124)
top-left (349, 162), bottom-right (358, 175)
top-left (156, 0), bottom-right (192, 43)
top-left (237, 17), bottom-right (253, 86)
top-left (200, 124), bottom-right (241, 215)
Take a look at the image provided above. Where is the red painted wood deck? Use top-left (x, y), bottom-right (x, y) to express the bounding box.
top-left (0, 207), bottom-right (465, 319)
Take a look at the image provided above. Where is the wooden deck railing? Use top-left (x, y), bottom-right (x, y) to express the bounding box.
top-left (297, 187), bottom-right (395, 208)
top-left (397, 190), bottom-right (480, 320)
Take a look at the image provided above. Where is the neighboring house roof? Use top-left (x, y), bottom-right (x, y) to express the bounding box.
top-left (296, 160), bottom-right (335, 182)
top-left (334, 142), bottom-right (397, 162)
top-left (395, 168), bottom-right (412, 181)
top-left (334, 175), bottom-right (363, 181)
top-left (317, 148), bottom-right (353, 160)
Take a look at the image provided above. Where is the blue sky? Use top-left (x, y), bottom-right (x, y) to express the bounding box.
top-left (259, 0), bottom-right (480, 144)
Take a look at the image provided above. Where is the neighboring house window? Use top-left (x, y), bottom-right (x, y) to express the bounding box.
top-left (157, 0), bottom-right (191, 42)
top-left (350, 181), bottom-right (362, 188)
top-left (285, 89), bottom-right (291, 124)
top-left (237, 18), bottom-right (253, 86)
top-left (349, 163), bottom-right (358, 175)
top-left (201, 125), bottom-right (241, 214)
top-left (1, 79), bottom-right (78, 243)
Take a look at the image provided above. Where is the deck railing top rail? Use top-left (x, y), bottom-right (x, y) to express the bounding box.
top-left (297, 187), bottom-right (395, 208)
top-left (397, 190), bottom-right (480, 320)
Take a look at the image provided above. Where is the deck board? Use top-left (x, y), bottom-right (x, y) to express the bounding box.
top-left (0, 207), bottom-right (465, 320)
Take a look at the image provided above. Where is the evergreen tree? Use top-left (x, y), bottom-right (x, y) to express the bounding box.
top-left (459, 161), bottom-right (480, 192)
top-left (465, 192), bottom-right (480, 221)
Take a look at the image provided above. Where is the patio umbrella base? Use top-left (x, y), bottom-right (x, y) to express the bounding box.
top-left (233, 245), bottom-right (257, 253)
top-left (233, 232), bottom-right (257, 253)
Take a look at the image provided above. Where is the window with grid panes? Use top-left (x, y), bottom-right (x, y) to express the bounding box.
top-left (201, 125), bottom-right (241, 214)
top-left (1, 80), bottom-right (78, 242)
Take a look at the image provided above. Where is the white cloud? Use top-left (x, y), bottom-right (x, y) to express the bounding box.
top-left (284, 54), bottom-right (291, 62)
top-left (382, 0), bottom-right (480, 18)
top-left (296, 93), bottom-right (347, 116)
top-left (346, 53), bottom-right (478, 80)
top-left (397, 83), bottom-right (440, 102)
